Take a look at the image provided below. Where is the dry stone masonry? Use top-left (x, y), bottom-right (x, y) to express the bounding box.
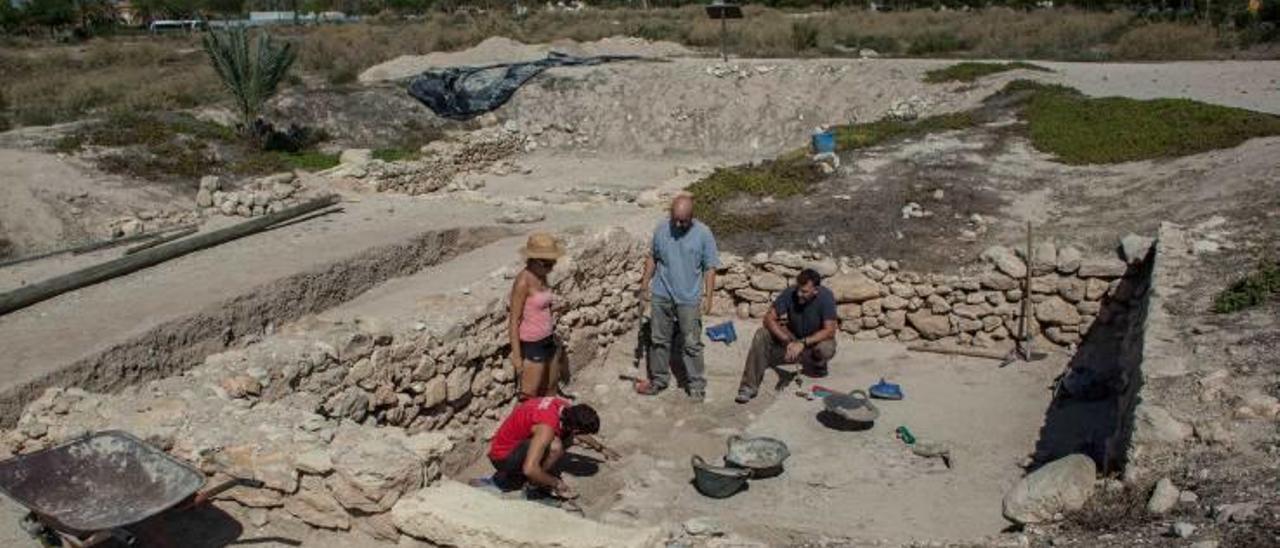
top-left (0, 227), bottom-right (647, 542)
top-left (322, 127), bottom-right (524, 195)
top-left (712, 241), bottom-right (1144, 351)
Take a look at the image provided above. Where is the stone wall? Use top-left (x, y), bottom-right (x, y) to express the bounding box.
top-left (308, 227), bottom-right (646, 431)
top-left (712, 242), bottom-right (1148, 351)
top-left (0, 227), bottom-right (647, 541)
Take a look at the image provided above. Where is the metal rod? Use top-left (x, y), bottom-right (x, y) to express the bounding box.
top-left (720, 17), bottom-right (727, 62)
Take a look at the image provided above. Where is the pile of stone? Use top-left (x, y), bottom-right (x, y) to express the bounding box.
top-left (713, 238), bottom-right (1150, 350)
top-left (325, 128), bottom-right (524, 196)
top-left (105, 209), bottom-right (201, 238)
top-left (199, 173), bottom-right (311, 218)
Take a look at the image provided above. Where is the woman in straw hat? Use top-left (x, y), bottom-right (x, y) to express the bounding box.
top-left (509, 232), bottom-right (569, 401)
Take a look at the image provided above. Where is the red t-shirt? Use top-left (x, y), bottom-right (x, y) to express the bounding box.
top-left (488, 397), bottom-right (568, 461)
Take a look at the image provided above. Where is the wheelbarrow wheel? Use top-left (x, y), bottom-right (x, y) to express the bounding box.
top-left (19, 512), bottom-right (63, 547)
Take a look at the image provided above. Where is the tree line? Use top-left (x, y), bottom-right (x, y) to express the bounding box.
top-left (2, 0), bottom-right (1275, 36)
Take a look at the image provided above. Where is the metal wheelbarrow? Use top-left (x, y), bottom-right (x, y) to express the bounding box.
top-left (0, 430), bottom-right (262, 547)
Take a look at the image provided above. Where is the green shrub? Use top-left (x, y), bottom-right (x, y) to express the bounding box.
top-left (832, 111), bottom-right (978, 150)
top-left (923, 61), bottom-right (1052, 83)
top-left (1213, 259), bottom-right (1280, 313)
top-left (1012, 80), bottom-right (1280, 164)
top-left (686, 152), bottom-right (818, 235)
top-left (372, 147), bottom-right (417, 162)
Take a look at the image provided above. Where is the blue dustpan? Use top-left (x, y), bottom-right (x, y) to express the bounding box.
top-left (706, 321), bottom-right (737, 344)
top-left (869, 378), bottom-right (904, 400)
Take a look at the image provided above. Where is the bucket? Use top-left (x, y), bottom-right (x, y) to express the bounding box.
top-left (811, 131), bottom-right (836, 154)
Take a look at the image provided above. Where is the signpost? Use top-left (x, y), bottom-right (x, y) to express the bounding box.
top-left (705, 1), bottom-right (743, 63)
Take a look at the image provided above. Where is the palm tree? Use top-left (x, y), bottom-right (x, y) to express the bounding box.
top-left (202, 26), bottom-right (297, 142)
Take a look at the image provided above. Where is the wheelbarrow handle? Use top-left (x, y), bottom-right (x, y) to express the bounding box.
top-left (187, 477), bottom-right (266, 508)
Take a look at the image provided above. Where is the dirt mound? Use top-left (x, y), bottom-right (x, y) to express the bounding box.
top-left (359, 35), bottom-right (694, 83)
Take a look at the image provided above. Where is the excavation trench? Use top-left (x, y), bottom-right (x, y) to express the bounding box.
top-left (3, 228), bottom-right (1161, 546)
top-left (439, 241), bottom-right (1159, 545)
top-left (0, 225), bottom-right (511, 427)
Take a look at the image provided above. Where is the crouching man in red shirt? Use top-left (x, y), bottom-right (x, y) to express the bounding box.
top-left (487, 397), bottom-right (617, 499)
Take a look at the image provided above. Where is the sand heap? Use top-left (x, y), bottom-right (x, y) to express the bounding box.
top-left (358, 35), bottom-right (693, 83)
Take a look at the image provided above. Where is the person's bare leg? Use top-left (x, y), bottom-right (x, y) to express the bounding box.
top-left (520, 361), bottom-right (547, 400)
top-left (543, 346), bottom-right (564, 397)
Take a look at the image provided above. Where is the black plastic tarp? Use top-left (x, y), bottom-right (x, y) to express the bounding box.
top-left (407, 52), bottom-right (639, 121)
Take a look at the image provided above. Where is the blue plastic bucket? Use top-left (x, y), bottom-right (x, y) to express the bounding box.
top-left (811, 131), bottom-right (836, 154)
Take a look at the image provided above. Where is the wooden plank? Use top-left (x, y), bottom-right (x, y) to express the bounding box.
top-left (0, 195), bottom-right (339, 316)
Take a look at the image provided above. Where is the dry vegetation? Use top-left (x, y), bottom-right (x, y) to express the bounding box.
top-left (0, 7), bottom-right (1272, 130)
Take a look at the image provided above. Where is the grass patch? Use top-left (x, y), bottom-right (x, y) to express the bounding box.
top-left (372, 147), bottom-right (418, 163)
top-left (1062, 483), bottom-right (1156, 534)
top-left (924, 61), bottom-right (1052, 84)
top-left (831, 111), bottom-right (979, 150)
top-left (1213, 259), bottom-right (1280, 313)
top-left (1009, 80), bottom-right (1280, 164)
top-left (686, 152), bottom-right (819, 235)
top-left (56, 112), bottom-right (335, 182)
top-left (688, 111), bottom-right (979, 236)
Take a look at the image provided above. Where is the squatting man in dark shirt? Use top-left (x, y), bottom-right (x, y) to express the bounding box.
top-left (735, 268), bottom-right (839, 403)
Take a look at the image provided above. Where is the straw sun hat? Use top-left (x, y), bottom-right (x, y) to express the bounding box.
top-left (519, 232), bottom-right (566, 260)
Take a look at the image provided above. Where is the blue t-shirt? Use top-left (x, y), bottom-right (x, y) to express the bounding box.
top-left (773, 286), bottom-right (838, 339)
top-left (650, 220), bottom-right (720, 306)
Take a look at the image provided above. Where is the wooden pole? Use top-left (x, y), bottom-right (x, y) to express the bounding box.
top-left (907, 345), bottom-right (1009, 361)
top-left (0, 195), bottom-right (339, 317)
top-left (1017, 221), bottom-right (1034, 360)
top-left (125, 226), bottom-right (199, 255)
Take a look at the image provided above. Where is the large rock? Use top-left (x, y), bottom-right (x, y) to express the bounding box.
top-left (827, 273), bottom-right (881, 303)
top-left (1119, 233), bottom-right (1154, 265)
top-left (446, 367), bottom-right (476, 403)
top-left (283, 478), bottom-right (350, 530)
top-left (1056, 246), bottom-right (1082, 274)
top-left (420, 376), bottom-right (447, 408)
top-left (1035, 297), bottom-right (1082, 326)
top-left (982, 246), bottom-right (1027, 279)
top-left (750, 272), bottom-right (788, 292)
top-left (340, 148), bottom-right (373, 166)
top-left (980, 272), bottom-right (1019, 291)
top-left (1078, 258), bottom-right (1128, 278)
top-left (1002, 454), bottom-right (1097, 525)
top-left (393, 480), bottom-right (662, 548)
top-left (327, 425), bottom-right (425, 513)
top-left (1017, 241), bottom-right (1057, 276)
top-left (906, 311), bottom-right (951, 340)
top-left (1133, 404), bottom-right (1193, 444)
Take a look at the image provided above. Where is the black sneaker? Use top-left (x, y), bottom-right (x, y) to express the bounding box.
top-left (688, 388), bottom-right (706, 402)
top-left (735, 387), bottom-right (755, 404)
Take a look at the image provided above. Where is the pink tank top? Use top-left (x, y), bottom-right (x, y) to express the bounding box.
top-left (519, 290), bottom-right (554, 342)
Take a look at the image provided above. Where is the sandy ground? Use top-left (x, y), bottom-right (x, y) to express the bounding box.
top-left (0, 149), bottom-right (188, 257)
top-left (459, 326), bottom-right (1068, 545)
